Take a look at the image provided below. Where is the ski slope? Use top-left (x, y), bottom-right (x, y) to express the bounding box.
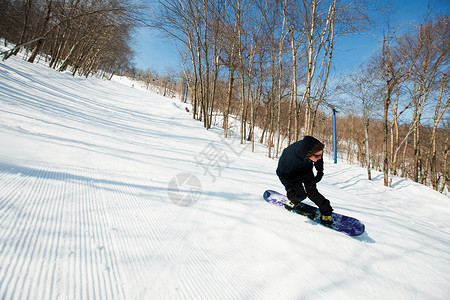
top-left (1, 54), bottom-right (449, 300)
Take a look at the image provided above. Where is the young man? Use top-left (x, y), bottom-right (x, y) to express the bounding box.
top-left (276, 136), bottom-right (333, 226)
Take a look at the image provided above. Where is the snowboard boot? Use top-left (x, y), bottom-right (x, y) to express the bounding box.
top-left (284, 200), bottom-right (297, 212)
top-left (320, 214), bottom-right (333, 226)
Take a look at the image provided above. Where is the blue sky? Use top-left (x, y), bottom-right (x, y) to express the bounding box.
top-left (132, 0), bottom-right (449, 74)
top-left (132, 28), bottom-right (180, 73)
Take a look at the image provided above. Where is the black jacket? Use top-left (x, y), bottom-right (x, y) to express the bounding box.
top-left (276, 136), bottom-right (324, 189)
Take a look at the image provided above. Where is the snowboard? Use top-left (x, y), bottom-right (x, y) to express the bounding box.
top-left (263, 190), bottom-right (365, 237)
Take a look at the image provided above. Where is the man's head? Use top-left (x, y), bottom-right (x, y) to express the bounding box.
top-left (306, 142), bottom-right (324, 162)
top-left (295, 136), bottom-right (325, 160)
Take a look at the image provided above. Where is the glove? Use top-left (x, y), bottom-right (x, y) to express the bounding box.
top-left (314, 159), bottom-right (323, 173)
top-left (315, 171), bottom-right (323, 183)
top-left (314, 159), bottom-right (323, 183)
top-left (320, 213), bottom-right (333, 226)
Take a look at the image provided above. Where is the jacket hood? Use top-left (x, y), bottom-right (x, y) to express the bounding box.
top-left (295, 136), bottom-right (323, 159)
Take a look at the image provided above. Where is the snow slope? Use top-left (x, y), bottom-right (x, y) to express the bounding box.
top-left (1, 55), bottom-right (449, 300)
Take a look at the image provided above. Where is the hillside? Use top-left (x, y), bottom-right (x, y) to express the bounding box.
top-left (1, 55), bottom-right (449, 299)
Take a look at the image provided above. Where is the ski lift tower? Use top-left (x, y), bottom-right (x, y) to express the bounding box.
top-left (184, 83), bottom-right (188, 103)
top-left (332, 107), bottom-right (338, 164)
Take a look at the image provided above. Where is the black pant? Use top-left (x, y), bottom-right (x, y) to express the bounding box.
top-left (287, 179), bottom-right (333, 215)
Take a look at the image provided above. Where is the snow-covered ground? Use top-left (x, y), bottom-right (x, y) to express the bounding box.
top-left (1, 54), bottom-right (449, 300)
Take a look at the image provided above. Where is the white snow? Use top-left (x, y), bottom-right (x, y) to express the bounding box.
top-left (1, 54), bottom-right (449, 300)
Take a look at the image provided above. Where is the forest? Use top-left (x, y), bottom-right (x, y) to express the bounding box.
top-left (1, 0), bottom-right (448, 194)
top-left (1, 0), bottom-right (143, 76)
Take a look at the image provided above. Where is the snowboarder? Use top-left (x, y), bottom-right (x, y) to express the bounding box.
top-left (276, 136), bottom-right (333, 226)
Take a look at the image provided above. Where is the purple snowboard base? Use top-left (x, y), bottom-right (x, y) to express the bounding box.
top-left (263, 190), bottom-right (365, 237)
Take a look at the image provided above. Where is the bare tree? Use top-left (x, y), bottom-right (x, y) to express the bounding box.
top-left (408, 17), bottom-right (449, 187)
top-left (339, 66), bottom-right (382, 180)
